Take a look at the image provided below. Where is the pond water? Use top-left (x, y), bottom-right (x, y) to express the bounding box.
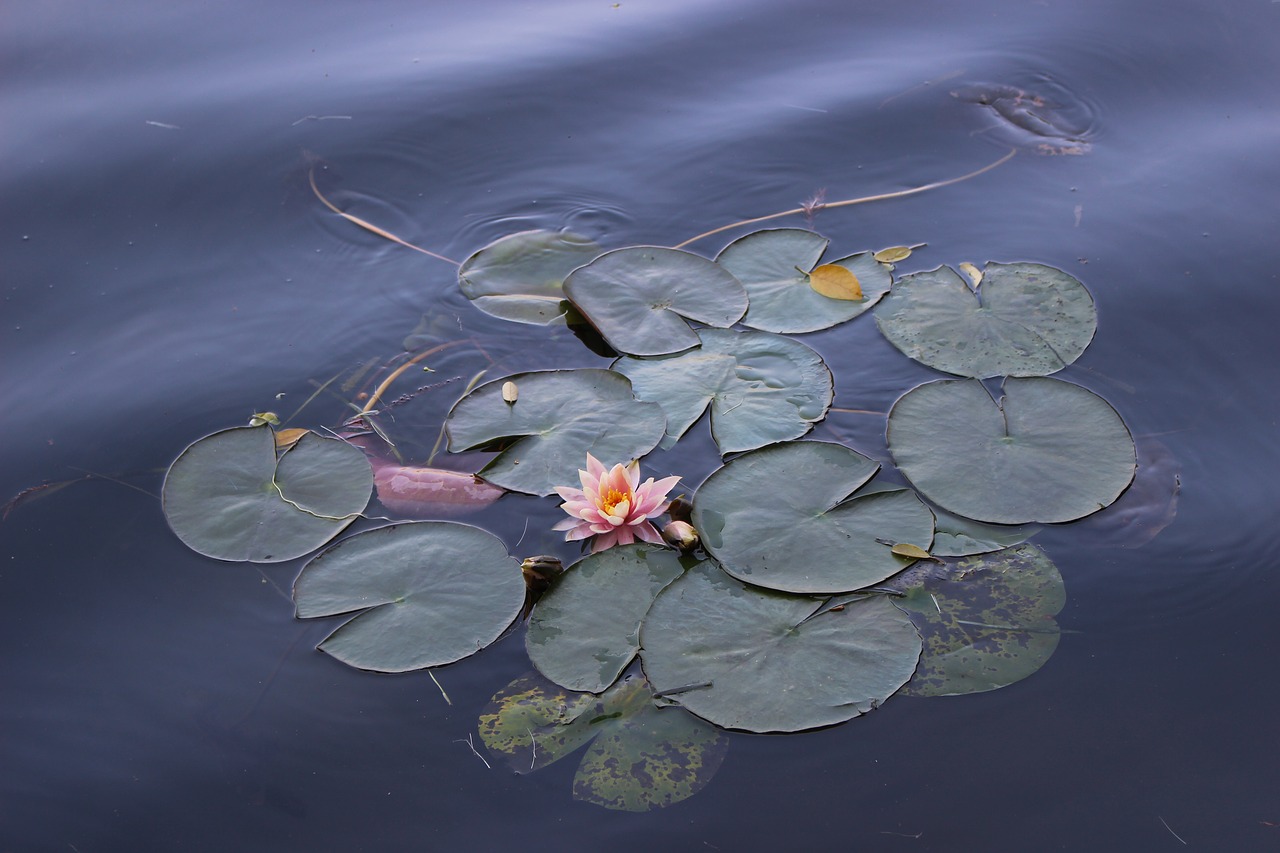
top-left (4, 0), bottom-right (1279, 849)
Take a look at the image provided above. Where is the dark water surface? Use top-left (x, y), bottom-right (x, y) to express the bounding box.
top-left (4, 0), bottom-right (1279, 850)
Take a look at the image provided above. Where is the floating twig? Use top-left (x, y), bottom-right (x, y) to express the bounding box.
top-left (308, 162), bottom-right (458, 265)
top-left (428, 670), bottom-right (452, 706)
top-left (292, 114), bottom-right (353, 126)
top-left (673, 148), bottom-right (1016, 250)
top-left (1158, 816), bottom-right (1187, 845)
top-left (456, 733), bottom-right (490, 769)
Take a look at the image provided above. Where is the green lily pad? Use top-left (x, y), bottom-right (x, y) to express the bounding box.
top-left (445, 369), bottom-right (666, 496)
top-left (887, 377), bottom-right (1136, 524)
top-left (562, 246), bottom-right (748, 356)
top-left (162, 425), bottom-right (372, 563)
top-left (527, 544), bottom-right (687, 694)
top-left (874, 262), bottom-right (1096, 378)
top-left (714, 228), bottom-right (892, 333)
top-left (292, 521), bottom-right (525, 672)
top-left (931, 507), bottom-right (1040, 557)
top-left (639, 563), bottom-right (922, 732)
top-left (883, 544), bottom-right (1065, 696)
top-left (691, 441), bottom-right (935, 594)
top-left (478, 672), bottom-right (728, 812)
top-left (613, 328), bottom-right (834, 454)
top-left (458, 230), bottom-right (602, 325)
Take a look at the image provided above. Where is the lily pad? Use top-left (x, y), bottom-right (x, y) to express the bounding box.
top-left (691, 441), bottom-right (935, 594)
top-left (613, 329), bottom-right (834, 454)
top-left (883, 544), bottom-right (1065, 696)
top-left (478, 672), bottom-right (728, 811)
top-left (874, 262), bottom-right (1096, 378)
top-left (293, 521), bottom-right (525, 672)
top-left (527, 544), bottom-right (687, 694)
top-left (887, 377), bottom-right (1136, 524)
top-left (458, 230), bottom-right (601, 325)
top-left (931, 506), bottom-right (1039, 557)
top-left (639, 563), bottom-right (922, 732)
top-left (162, 425), bottom-right (372, 563)
top-left (714, 228), bottom-right (891, 333)
top-left (445, 369), bottom-right (666, 496)
top-left (562, 246), bottom-right (748, 356)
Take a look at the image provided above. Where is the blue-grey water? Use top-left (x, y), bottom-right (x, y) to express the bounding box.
top-left (3, 0), bottom-right (1279, 850)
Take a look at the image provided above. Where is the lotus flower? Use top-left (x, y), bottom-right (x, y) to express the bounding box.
top-left (553, 454), bottom-right (680, 553)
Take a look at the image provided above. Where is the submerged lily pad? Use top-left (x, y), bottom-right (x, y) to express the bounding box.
top-left (715, 228), bottom-right (891, 333)
top-left (445, 369), bottom-right (666, 496)
top-left (639, 563), bottom-right (922, 732)
top-left (883, 544), bottom-right (1065, 696)
top-left (691, 441), bottom-right (935, 593)
top-left (458, 230), bottom-right (602, 325)
top-left (293, 521), bottom-right (525, 672)
top-left (527, 544), bottom-right (687, 694)
top-left (562, 246), bottom-right (748, 356)
top-left (162, 425), bottom-right (372, 563)
top-left (874, 262), bottom-right (1096, 378)
top-left (613, 329), bottom-right (834, 454)
top-left (887, 377), bottom-right (1136, 524)
top-left (478, 672), bottom-right (728, 811)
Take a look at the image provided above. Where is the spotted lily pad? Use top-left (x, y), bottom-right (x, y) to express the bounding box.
top-left (458, 230), bottom-right (602, 325)
top-left (883, 544), bottom-right (1065, 696)
top-left (613, 329), bottom-right (834, 454)
top-left (887, 377), bottom-right (1136, 524)
top-left (293, 521), bottom-right (525, 672)
top-left (445, 369), bottom-right (666, 496)
top-left (639, 563), bottom-right (922, 732)
top-left (527, 544), bottom-right (687, 694)
top-left (874, 262), bottom-right (1096, 378)
top-left (714, 228), bottom-right (891, 333)
top-left (691, 441), bottom-right (935, 594)
top-left (478, 672), bottom-right (728, 812)
top-left (162, 425), bottom-right (372, 563)
top-left (562, 246), bottom-right (748, 356)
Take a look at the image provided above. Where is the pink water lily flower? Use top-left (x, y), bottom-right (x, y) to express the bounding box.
top-left (553, 454), bottom-right (681, 553)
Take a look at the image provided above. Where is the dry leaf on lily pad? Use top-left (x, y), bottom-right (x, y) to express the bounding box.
top-left (809, 264), bottom-right (864, 300)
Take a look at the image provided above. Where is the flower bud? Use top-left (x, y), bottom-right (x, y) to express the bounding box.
top-left (662, 520), bottom-right (700, 551)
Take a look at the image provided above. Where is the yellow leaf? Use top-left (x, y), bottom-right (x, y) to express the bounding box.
top-left (959, 262), bottom-right (983, 288)
top-left (890, 542), bottom-right (939, 561)
top-left (874, 246), bottom-right (913, 264)
top-left (274, 428), bottom-right (310, 449)
top-left (808, 264), bottom-right (863, 301)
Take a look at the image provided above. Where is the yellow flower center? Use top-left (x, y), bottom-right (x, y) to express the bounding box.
top-left (601, 487), bottom-right (630, 516)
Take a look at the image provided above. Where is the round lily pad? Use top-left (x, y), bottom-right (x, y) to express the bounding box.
top-left (562, 246), bottom-right (748, 356)
top-left (639, 563), bottom-right (922, 732)
top-left (883, 544), bottom-right (1065, 696)
top-left (874, 262), bottom-right (1096, 378)
top-left (293, 521), bottom-right (525, 672)
top-left (613, 328), bottom-right (834, 454)
top-left (162, 425), bottom-right (372, 563)
top-left (445, 368), bottom-right (667, 496)
top-left (478, 672), bottom-right (728, 811)
top-left (527, 544), bottom-right (687, 694)
top-left (714, 228), bottom-right (891, 333)
top-left (458, 229), bottom-right (602, 325)
top-left (691, 441), bottom-right (935, 594)
top-left (887, 377), bottom-right (1136, 524)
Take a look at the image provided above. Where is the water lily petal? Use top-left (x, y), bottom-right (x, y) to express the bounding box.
top-left (632, 520), bottom-right (664, 544)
